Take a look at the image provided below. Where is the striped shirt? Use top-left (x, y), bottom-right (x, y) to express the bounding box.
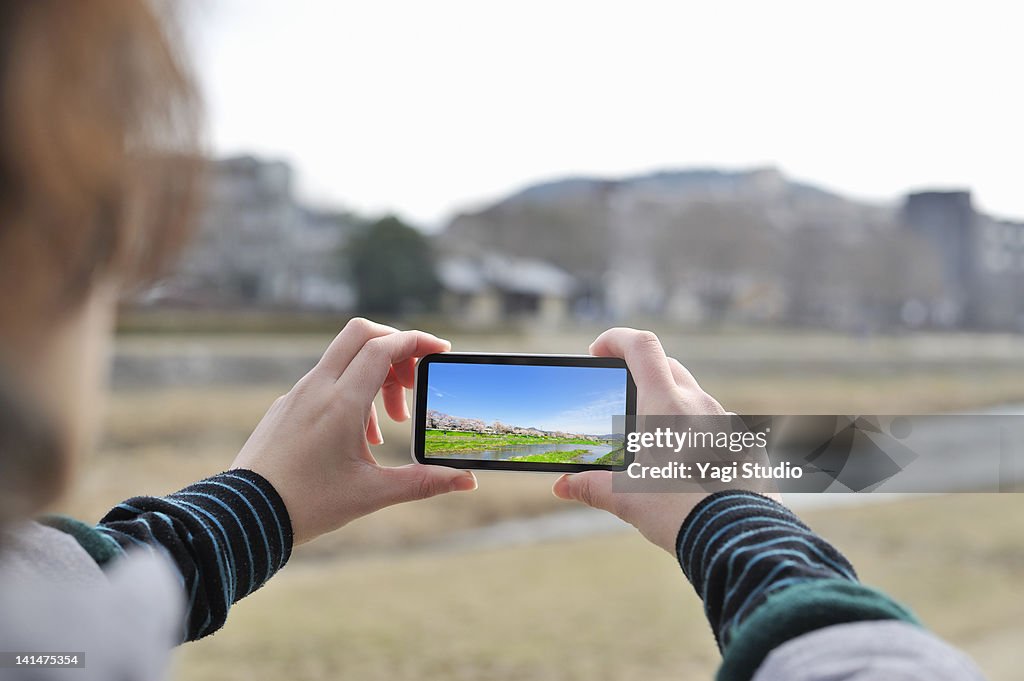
top-left (677, 490), bottom-right (920, 681)
top-left (45, 469), bottom-right (292, 642)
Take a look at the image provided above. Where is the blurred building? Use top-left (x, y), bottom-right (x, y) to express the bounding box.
top-left (140, 156), bottom-right (356, 310)
top-left (902, 192), bottom-right (976, 326)
top-left (437, 255), bottom-right (576, 326)
top-left (976, 215), bottom-right (1024, 329)
top-left (903, 191), bottom-right (1024, 330)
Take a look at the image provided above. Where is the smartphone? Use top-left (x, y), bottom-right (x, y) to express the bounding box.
top-left (412, 353), bottom-right (637, 472)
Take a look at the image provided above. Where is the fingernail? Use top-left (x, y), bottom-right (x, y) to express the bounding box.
top-left (552, 473), bottom-right (572, 499)
top-left (451, 472), bottom-right (477, 492)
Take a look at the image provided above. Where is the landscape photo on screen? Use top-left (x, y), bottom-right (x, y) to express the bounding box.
top-left (424, 363), bottom-right (628, 465)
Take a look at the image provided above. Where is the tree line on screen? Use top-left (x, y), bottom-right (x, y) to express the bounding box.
top-left (425, 409), bottom-right (603, 441)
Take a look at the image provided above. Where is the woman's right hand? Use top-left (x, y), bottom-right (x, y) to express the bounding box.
top-left (552, 328), bottom-right (778, 554)
top-left (231, 318), bottom-right (477, 546)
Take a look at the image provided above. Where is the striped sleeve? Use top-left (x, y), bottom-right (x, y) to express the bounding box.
top-left (676, 490), bottom-right (920, 681)
top-left (676, 490), bottom-right (858, 649)
top-left (97, 469), bottom-right (293, 642)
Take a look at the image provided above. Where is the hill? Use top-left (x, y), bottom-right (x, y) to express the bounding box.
top-left (437, 166), bottom-right (932, 325)
top-left (440, 166), bottom-right (897, 284)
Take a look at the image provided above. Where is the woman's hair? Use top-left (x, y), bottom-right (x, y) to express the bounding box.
top-left (0, 0), bottom-right (203, 522)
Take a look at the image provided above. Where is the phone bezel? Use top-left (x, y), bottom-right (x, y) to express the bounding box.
top-left (412, 352), bottom-right (637, 473)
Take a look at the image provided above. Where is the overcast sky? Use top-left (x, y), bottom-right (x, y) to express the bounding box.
top-left (190, 0), bottom-right (1022, 228)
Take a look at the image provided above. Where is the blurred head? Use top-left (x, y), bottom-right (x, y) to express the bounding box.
top-left (0, 0), bottom-right (202, 522)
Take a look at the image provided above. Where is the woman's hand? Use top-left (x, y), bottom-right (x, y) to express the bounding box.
top-left (231, 318), bottom-right (477, 546)
top-left (552, 328), bottom-right (778, 554)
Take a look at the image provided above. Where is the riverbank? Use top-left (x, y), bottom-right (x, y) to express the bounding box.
top-left (61, 329), bottom-right (1024, 549)
top-left (424, 429), bottom-right (605, 453)
top-left (425, 430), bottom-right (623, 464)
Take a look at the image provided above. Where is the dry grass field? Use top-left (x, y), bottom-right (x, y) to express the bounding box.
top-left (167, 494), bottom-right (1023, 681)
top-left (54, 328), bottom-right (1024, 680)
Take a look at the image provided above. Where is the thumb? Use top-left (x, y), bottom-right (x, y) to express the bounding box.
top-left (552, 471), bottom-right (616, 513)
top-left (373, 464), bottom-right (478, 506)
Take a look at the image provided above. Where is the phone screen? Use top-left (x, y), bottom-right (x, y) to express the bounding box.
top-left (414, 354), bottom-right (635, 472)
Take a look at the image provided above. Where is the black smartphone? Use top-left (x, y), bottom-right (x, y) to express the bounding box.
top-left (412, 353), bottom-right (637, 472)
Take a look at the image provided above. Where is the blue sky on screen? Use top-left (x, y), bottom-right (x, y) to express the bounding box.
top-left (426, 363), bottom-right (627, 436)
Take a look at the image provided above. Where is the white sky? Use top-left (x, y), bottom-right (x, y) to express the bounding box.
top-left (190, 0), bottom-right (1023, 228)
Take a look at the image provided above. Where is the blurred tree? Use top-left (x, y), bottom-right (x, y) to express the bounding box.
top-left (346, 216), bottom-right (440, 315)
